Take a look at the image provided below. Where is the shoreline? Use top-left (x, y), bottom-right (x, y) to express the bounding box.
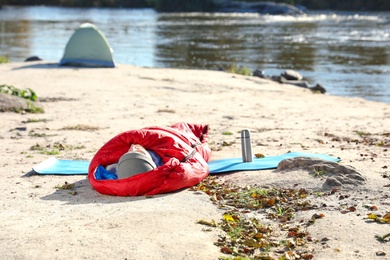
top-left (0, 61), bottom-right (389, 259)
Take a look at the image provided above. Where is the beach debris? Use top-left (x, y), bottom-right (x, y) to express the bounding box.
top-left (366, 212), bottom-right (390, 224)
top-left (340, 206), bottom-right (357, 214)
top-left (255, 153), bottom-right (265, 158)
top-left (157, 108), bottom-right (175, 113)
top-left (277, 157), bottom-right (366, 188)
top-left (192, 176), bottom-right (322, 259)
top-left (55, 181), bottom-right (78, 195)
top-left (59, 124), bottom-right (100, 131)
top-left (325, 131), bottom-right (390, 148)
top-left (11, 127), bottom-right (27, 131)
top-left (376, 251), bottom-right (387, 256)
top-left (55, 181), bottom-right (75, 190)
top-left (375, 233), bottom-right (390, 243)
top-left (30, 142), bottom-right (66, 155)
top-left (38, 96), bottom-right (78, 102)
top-left (196, 219), bottom-right (216, 227)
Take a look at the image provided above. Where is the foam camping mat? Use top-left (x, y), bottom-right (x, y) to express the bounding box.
top-left (32, 157), bottom-right (90, 175)
top-left (32, 152), bottom-right (340, 175)
top-left (207, 152), bottom-right (341, 174)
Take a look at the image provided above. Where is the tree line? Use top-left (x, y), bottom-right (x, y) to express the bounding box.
top-left (1, 0), bottom-right (389, 11)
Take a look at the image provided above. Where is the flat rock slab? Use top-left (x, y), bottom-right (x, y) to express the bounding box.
top-left (277, 157), bottom-right (366, 188)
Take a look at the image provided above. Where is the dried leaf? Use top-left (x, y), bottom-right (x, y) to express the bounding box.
top-left (196, 219), bottom-right (216, 227)
top-left (382, 212), bottom-right (390, 223)
top-left (223, 214), bottom-right (236, 223)
top-left (193, 175), bottom-right (325, 258)
top-left (220, 246), bottom-right (232, 254)
top-left (68, 190), bottom-right (77, 195)
top-left (255, 153), bottom-right (265, 158)
top-left (258, 227), bottom-right (269, 234)
top-left (303, 253), bottom-right (314, 259)
top-left (370, 205), bottom-right (378, 211)
top-left (55, 181), bottom-right (75, 190)
top-left (243, 238), bottom-right (260, 248)
top-left (312, 213), bottom-right (325, 219)
top-left (365, 213), bottom-right (390, 223)
top-left (265, 197), bottom-right (275, 207)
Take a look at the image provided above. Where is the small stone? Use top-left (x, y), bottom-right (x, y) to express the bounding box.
top-left (25, 55), bottom-right (42, 62)
top-left (376, 251), bottom-right (386, 256)
top-left (253, 69), bottom-right (265, 78)
top-left (281, 69), bottom-right (303, 80)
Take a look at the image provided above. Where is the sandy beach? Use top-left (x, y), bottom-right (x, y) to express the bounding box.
top-left (0, 61), bottom-right (389, 259)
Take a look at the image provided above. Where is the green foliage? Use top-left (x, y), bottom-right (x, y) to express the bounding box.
top-left (23, 118), bottom-right (49, 123)
top-left (226, 64), bottom-right (252, 76)
top-left (29, 142), bottom-right (85, 154)
top-left (0, 56), bottom-right (8, 63)
top-left (25, 101), bottom-right (44, 113)
top-left (355, 131), bottom-right (370, 137)
top-left (30, 143), bottom-right (60, 155)
top-left (59, 124), bottom-right (100, 131)
top-left (194, 176), bottom-right (317, 259)
top-left (312, 168), bottom-right (327, 177)
top-left (375, 232), bottom-right (390, 243)
top-left (0, 84), bottom-right (38, 101)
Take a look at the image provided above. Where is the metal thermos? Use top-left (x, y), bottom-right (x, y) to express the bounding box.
top-left (241, 129), bottom-right (253, 162)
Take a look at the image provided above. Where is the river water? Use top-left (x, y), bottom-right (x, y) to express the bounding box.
top-left (1, 6), bottom-right (390, 104)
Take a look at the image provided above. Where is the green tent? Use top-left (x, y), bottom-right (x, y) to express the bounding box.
top-left (60, 23), bottom-right (115, 68)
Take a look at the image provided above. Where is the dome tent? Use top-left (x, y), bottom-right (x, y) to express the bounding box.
top-left (60, 23), bottom-right (115, 68)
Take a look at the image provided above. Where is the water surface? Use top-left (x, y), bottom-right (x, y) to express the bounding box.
top-left (1, 6), bottom-right (389, 103)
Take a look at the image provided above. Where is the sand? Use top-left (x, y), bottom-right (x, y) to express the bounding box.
top-left (0, 61), bottom-right (389, 259)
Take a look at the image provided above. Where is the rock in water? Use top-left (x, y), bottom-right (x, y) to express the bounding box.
top-left (309, 84), bottom-right (327, 94)
top-left (281, 69), bottom-right (303, 81)
top-left (25, 56), bottom-right (42, 62)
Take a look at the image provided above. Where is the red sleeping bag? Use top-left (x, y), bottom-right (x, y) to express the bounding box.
top-left (88, 122), bottom-right (211, 196)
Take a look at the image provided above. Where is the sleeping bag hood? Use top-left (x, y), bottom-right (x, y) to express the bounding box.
top-left (88, 122), bottom-right (211, 196)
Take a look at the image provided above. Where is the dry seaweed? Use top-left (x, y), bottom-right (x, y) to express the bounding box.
top-left (193, 176), bottom-right (322, 259)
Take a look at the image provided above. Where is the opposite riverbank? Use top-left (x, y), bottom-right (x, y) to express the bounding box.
top-left (0, 61), bottom-right (389, 259)
top-left (1, 0), bottom-right (390, 11)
